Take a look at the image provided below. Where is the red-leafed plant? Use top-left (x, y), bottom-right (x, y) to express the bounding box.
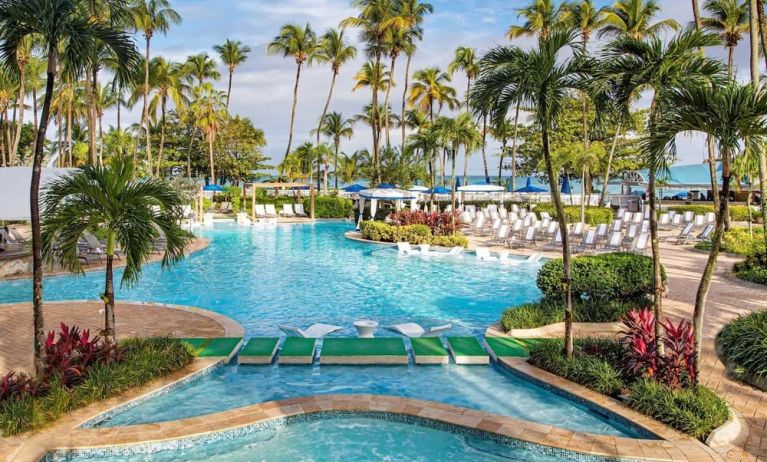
top-left (620, 309), bottom-right (697, 389)
top-left (43, 323), bottom-right (123, 388)
top-left (388, 210), bottom-right (462, 236)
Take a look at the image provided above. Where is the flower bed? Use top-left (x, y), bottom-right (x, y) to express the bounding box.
top-left (360, 220), bottom-right (469, 248)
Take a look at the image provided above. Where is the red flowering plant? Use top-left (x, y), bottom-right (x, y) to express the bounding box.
top-left (43, 323), bottom-right (124, 388)
top-left (619, 309), bottom-right (697, 389)
top-left (388, 210), bottom-right (462, 236)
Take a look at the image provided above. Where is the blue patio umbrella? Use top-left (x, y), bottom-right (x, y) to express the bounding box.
top-left (203, 184), bottom-right (224, 192)
top-left (291, 185), bottom-right (310, 191)
top-left (561, 175), bottom-right (572, 194)
top-left (343, 184), bottom-right (366, 192)
top-left (513, 177), bottom-right (547, 193)
top-left (427, 186), bottom-right (451, 194)
top-left (455, 176), bottom-right (462, 188)
top-left (378, 183), bottom-right (396, 189)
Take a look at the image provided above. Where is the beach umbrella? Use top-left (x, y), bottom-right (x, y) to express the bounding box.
top-left (427, 186), bottom-right (451, 194)
top-left (514, 177), bottom-right (547, 193)
top-left (561, 175), bottom-right (572, 194)
top-left (455, 177), bottom-right (462, 188)
top-left (457, 184), bottom-right (504, 192)
top-left (378, 183), bottom-right (396, 189)
top-left (343, 184), bottom-right (366, 192)
top-left (408, 185), bottom-right (429, 192)
top-left (203, 184), bottom-right (224, 192)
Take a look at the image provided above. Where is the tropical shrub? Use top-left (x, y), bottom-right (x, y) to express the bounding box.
top-left (305, 195), bottom-right (353, 218)
top-left (388, 210), bottom-right (462, 236)
top-left (625, 380), bottom-right (729, 440)
top-left (733, 251), bottom-right (767, 285)
top-left (695, 227), bottom-right (764, 256)
top-left (717, 311), bottom-right (767, 380)
top-left (536, 253), bottom-right (662, 301)
top-left (0, 336), bottom-right (194, 436)
top-left (533, 204), bottom-right (613, 225)
top-left (501, 297), bottom-right (644, 330)
top-left (360, 221), bottom-right (469, 248)
top-left (42, 323), bottom-right (124, 388)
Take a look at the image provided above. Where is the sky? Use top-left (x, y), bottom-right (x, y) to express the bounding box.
top-left (120, 0), bottom-right (752, 175)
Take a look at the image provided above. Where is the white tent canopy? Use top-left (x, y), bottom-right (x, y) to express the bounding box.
top-left (457, 184), bottom-right (504, 192)
top-left (407, 185), bottom-right (429, 192)
top-left (358, 188), bottom-right (418, 200)
top-left (0, 167), bottom-right (75, 221)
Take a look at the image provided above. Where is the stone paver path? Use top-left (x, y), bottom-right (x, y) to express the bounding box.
top-left (0, 301), bottom-right (235, 374)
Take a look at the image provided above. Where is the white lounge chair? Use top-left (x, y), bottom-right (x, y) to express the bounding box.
top-left (446, 246), bottom-right (464, 256)
top-left (264, 204), bottom-right (278, 218)
top-left (475, 247), bottom-right (498, 261)
top-left (255, 204), bottom-right (267, 218)
top-left (387, 322), bottom-right (452, 337)
top-left (278, 323), bottom-right (342, 338)
top-left (294, 203), bottom-right (308, 217)
top-left (282, 204), bottom-right (296, 218)
top-left (397, 242), bottom-right (419, 255)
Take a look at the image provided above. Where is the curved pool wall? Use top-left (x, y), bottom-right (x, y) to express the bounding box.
top-left (86, 361), bottom-right (649, 439)
top-left (0, 222), bottom-right (542, 336)
top-left (46, 412), bottom-right (638, 462)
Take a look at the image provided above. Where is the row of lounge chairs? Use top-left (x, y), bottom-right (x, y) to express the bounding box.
top-left (396, 242), bottom-right (464, 257)
top-left (278, 322), bottom-right (452, 338)
top-left (253, 203), bottom-right (309, 219)
top-left (0, 227), bottom-right (27, 256)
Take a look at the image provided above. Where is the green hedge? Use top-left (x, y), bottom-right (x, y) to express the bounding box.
top-left (533, 204), bottom-right (613, 225)
top-left (733, 251), bottom-right (767, 285)
top-left (536, 253), bottom-right (662, 302)
top-left (625, 380), bottom-right (729, 440)
top-left (360, 221), bottom-right (469, 248)
top-left (304, 195), bottom-right (353, 218)
top-left (501, 297), bottom-right (646, 330)
top-left (0, 337), bottom-right (194, 436)
top-left (717, 311), bottom-right (767, 380)
top-left (666, 205), bottom-right (762, 223)
top-left (696, 228), bottom-right (765, 257)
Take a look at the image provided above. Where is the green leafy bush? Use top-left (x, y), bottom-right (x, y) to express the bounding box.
top-left (733, 252), bottom-right (767, 285)
top-left (533, 204), bottom-right (613, 225)
top-left (359, 221), bottom-right (468, 247)
top-left (305, 195), bottom-right (353, 218)
top-left (696, 228), bottom-right (765, 257)
top-left (536, 253), bottom-right (662, 302)
top-left (625, 379), bottom-right (729, 440)
top-left (501, 297), bottom-right (645, 330)
top-left (0, 337), bottom-right (194, 436)
top-left (717, 311), bottom-right (767, 380)
top-left (666, 205), bottom-right (761, 223)
top-left (528, 339), bottom-right (624, 396)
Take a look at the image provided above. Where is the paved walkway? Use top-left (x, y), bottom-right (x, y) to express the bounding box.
top-left (0, 301), bottom-right (239, 374)
top-left (469, 233), bottom-right (767, 462)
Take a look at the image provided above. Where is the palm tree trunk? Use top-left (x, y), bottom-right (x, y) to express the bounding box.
top-left (463, 146), bottom-right (469, 187)
top-left (56, 109), bottom-right (62, 167)
top-left (66, 101), bottom-right (72, 167)
top-left (85, 66), bottom-right (97, 166)
top-left (116, 86), bottom-right (121, 132)
top-left (693, 148), bottom-right (732, 378)
top-left (543, 124), bottom-right (573, 359)
top-left (316, 69), bottom-right (338, 146)
top-left (186, 124), bottom-right (194, 178)
top-left (103, 232), bottom-right (116, 343)
top-left (142, 36), bottom-right (153, 174)
top-left (0, 111), bottom-right (5, 167)
top-left (450, 147), bottom-right (457, 230)
top-left (32, 87), bottom-right (38, 146)
top-left (581, 169), bottom-right (586, 223)
top-left (286, 61), bottom-right (302, 157)
top-left (226, 68), bottom-right (233, 109)
top-left (383, 55), bottom-right (396, 149)
top-left (31, 46), bottom-right (58, 376)
top-left (751, 0), bottom-right (767, 259)
top-left (481, 114), bottom-right (490, 184)
top-left (400, 53), bottom-right (412, 154)
top-left (758, 0), bottom-right (767, 70)
top-left (691, 0), bottom-right (703, 29)
top-left (334, 140), bottom-right (340, 190)
top-left (10, 63), bottom-right (26, 164)
top-left (509, 101), bottom-right (521, 188)
top-left (157, 96), bottom-right (167, 177)
top-left (371, 52), bottom-right (381, 184)
top-left (98, 112), bottom-right (104, 166)
top-left (498, 135), bottom-right (506, 182)
top-left (599, 123), bottom-right (621, 206)
top-left (209, 134), bottom-right (215, 184)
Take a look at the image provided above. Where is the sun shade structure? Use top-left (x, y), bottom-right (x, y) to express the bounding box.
top-left (343, 183), bottom-right (367, 192)
top-left (243, 182), bottom-right (316, 221)
top-left (408, 185), bottom-right (429, 192)
top-left (0, 167), bottom-right (75, 221)
top-left (514, 177), bottom-right (547, 193)
top-left (356, 188), bottom-right (419, 229)
top-left (426, 186), bottom-right (451, 194)
top-left (203, 184), bottom-right (224, 192)
top-left (457, 184), bottom-right (504, 193)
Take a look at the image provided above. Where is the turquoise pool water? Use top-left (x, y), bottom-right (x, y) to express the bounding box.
top-left (54, 416), bottom-right (575, 461)
top-left (93, 363), bottom-right (646, 438)
top-left (0, 222), bottom-right (542, 336)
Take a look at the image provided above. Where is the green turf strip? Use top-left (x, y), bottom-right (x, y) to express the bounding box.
top-left (180, 338), bottom-right (209, 352)
top-left (485, 337), bottom-right (545, 358)
top-left (181, 337), bottom-right (242, 357)
top-left (281, 337), bottom-right (316, 357)
top-left (240, 338), bottom-right (279, 357)
top-left (446, 337), bottom-right (487, 356)
top-left (411, 337), bottom-right (448, 357)
top-left (321, 338), bottom-right (406, 356)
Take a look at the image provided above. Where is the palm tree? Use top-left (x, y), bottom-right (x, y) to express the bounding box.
top-left (312, 112), bottom-right (354, 191)
top-left (267, 23), bottom-right (317, 159)
top-left (148, 57), bottom-right (188, 175)
top-left (489, 118), bottom-right (517, 185)
top-left (473, 30), bottom-right (594, 358)
top-left (507, 0), bottom-right (571, 40)
top-left (40, 157), bottom-right (188, 342)
top-left (647, 81), bottom-right (767, 377)
top-left (8, 36), bottom-right (33, 164)
top-left (571, 142), bottom-right (606, 222)
top-left (353, 62), bottom-right (391, 145)
top-left (213, 39), bottom-right (251, 109)
top-left (130, 0), bottom-right (181, 175)
top-left (0, 0), bottom-right (140, 375)
top-left (398, 0), bottom-right (433, 156)
top-left (600, 28), bottom-right (723, 346)
top-left (312, 29), bottom-right (356, 149)
top-left (183, 53), bottom-right (221, 86)
top-left (191, 83), bottom-right (228, 184)
top-left (600, 0), bottom-right (680, 39)
top-left (408, 67), bottom-right (458, 122)
top-left (448, 47), bottom-right (484, 181)
top-left (339, 151), bottom-right (361, 184)
top-left (750, 0), bottom-right (767, 256)
top-left (702, 0), bottom-right (749, 78)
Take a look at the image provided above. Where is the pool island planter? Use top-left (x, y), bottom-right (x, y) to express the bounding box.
top-left (35, 394), bottom-right (722, 462)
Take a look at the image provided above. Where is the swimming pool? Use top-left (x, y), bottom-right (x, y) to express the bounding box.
top-left (50, 414), bottom-right (589, 462)
top-left (0, 222), bottom-right (542, 336)
top-left (90, 362), bottom-right (647, 438)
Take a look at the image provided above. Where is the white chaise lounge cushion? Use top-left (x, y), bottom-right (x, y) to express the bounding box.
top-left (278, 323), bottom-right (341, 338)
top-left (387, 322), bottom-right (452, 338)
